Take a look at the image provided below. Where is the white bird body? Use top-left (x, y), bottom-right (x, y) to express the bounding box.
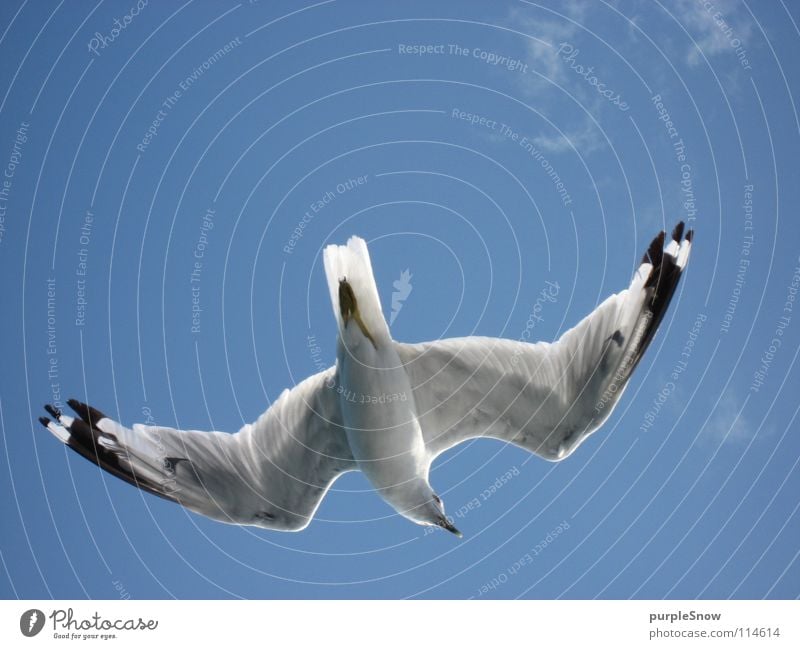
top-left (325, 237), bottom-right (436, 525)
top-left (337, 332), bottom-right (428, 511)
top-left (41, 224), bottom-right (692, 537)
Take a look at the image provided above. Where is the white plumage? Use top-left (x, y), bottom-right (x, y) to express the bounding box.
top-left (41, 223), bottom-right (692, 536)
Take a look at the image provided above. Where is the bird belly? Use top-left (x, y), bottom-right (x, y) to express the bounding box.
top-left (337, 338), bottom-right (427, 494)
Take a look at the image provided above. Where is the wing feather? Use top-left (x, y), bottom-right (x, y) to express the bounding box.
top-left (397, 224), bottom-right (692, 461)
top-left (40, 367), bottom-right (354, 530)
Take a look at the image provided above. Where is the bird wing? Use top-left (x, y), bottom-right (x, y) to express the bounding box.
top-left (396, 224), bottom-right (692, 461)
top-left (40, 367), bottom-right (354, 531)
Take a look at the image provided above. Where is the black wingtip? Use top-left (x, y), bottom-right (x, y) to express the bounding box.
top-left (44, 404), bottom-right (61, 419)
top-left (67, 399), bottom-right (107, 426)
top-left (39, 416), bottom-right (51, 428)
top-left (642, 230), bottom-right (666, 265)
top-left (627, 221), bottom-right (689, 374)
top-left (685, 229), bottom-right (694, 243)
top-left (671, 221), bottom-right (685, 242)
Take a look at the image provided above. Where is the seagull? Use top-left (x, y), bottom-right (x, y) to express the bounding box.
top-left (40, 223), bottom-right (692, 537)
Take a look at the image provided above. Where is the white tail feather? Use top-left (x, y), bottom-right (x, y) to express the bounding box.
top-left (323, 236), bottom-right (390, 338)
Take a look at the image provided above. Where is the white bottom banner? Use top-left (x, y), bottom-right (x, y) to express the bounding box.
top-left (1, 600), bottom-right (796, 648)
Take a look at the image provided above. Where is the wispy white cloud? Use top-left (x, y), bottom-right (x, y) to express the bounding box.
top-left (531, 123), bottom-right (605, 156)
top-left (703, 389), bottom-right (751, 444)
top-left (506, 3), bottom-right (588, 92)
top-left (673, 0), bottom-right (753, 67)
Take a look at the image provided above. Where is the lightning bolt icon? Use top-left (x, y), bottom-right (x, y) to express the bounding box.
top-left (28, 611), bottom-right (38, 632)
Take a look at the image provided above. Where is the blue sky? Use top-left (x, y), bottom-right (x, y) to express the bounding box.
top-left (1, 0), bottom-right (798, 599)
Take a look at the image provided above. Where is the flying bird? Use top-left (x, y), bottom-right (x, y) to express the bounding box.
top-left (41, 224), bottom-right (692, 537)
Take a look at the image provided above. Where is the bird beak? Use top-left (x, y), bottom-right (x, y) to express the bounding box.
top-left (438, 518), bottom-right (463, 538)
top-left (339, 279), bottom-right (377, 349)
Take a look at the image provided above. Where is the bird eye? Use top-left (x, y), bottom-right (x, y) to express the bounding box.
top-left (433, 494), bottom-right (442, 505)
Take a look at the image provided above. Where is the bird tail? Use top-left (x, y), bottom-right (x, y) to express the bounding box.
top-left (323, 236), bottom-right (389, 337)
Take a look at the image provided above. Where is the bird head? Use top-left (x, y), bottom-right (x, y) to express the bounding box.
top-left (400, 484), bottom-right (462, 538)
